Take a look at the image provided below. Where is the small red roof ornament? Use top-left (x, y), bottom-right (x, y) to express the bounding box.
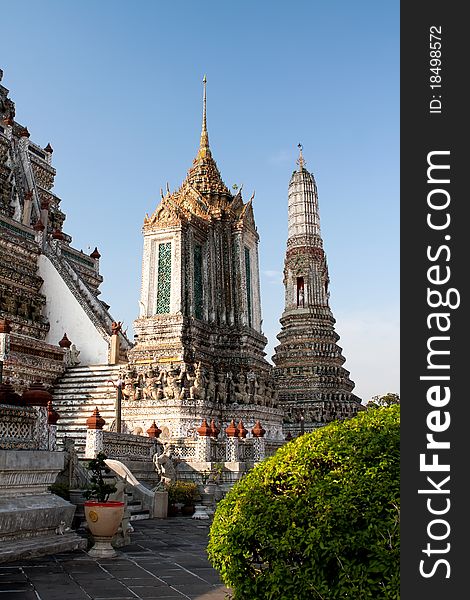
top-left (44, 143), bottom-right (53, 153)
top-left (47, 400), bottom-right (60, 425)
top-left (90, 247), bottom-right (101, 259)
top-left (251, 420), bottom-right (266, 438)
top-left (225, 419), bottom-right (237, 437)
top-left (236, 419), bottom-right (248, 439)
top-left (20, 126), bottom-right (30, 138)
top-left (147, 421), bottom-right (162, 438)
top-left (209, 418), bottom-right (220, 438)
top-left (0, 380), bottom-right (22, 405)
top-left (33, 218), bottom-right (45, 232)
top-left (51, 229), bottom-right (65, 240)
top-left (86, 407), bottom-right (105, 430)
top-left (197, 418), bottom-right (211, 437)
top-left (22, 380), bottom-right (53, 407)
top-left (58, 333), bottom-right (72, 348)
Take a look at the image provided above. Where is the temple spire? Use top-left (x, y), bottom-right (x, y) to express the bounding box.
top-left (297, 143), bottom-right (305, 170)
top-left (198, 75), bottom-right (211, 159)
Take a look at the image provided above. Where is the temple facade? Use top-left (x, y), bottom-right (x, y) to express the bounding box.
top-left (0, 69), bottom-right (131, 389)
top-left (127, 78), bottom-right (284, 440)
top-left (272, 146), bottom-right (363, 435)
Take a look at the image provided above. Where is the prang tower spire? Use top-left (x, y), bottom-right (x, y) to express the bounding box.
top-left (129, 77), bottom-right (284, 440)
top-left (272, 145), bottom-right (362, 435)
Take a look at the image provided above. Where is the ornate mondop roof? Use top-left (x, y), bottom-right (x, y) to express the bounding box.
top-left (144, 78), bottom-right (256, 232)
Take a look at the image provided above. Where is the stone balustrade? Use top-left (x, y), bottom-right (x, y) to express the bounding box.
top-left (0, 405), bottom-right (38, 450)
top-left (103, 431), bottom-right (157, 460)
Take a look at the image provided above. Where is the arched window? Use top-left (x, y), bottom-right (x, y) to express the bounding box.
top-left (297, 277), bottom-right (304, 307)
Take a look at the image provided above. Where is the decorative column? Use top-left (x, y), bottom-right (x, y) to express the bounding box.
top-left (196, 418), bottom-right (212, 462)
top-left (22, 380), bottom-right (52, 450)
top-left (33, 216), bottom-right (45, 245)
top-left (47, 400), bottom-right (60, 451)
top-left (0, 319), bottom-right (11, 384)
top-left (85, 407), bottom-right (105, 458)
top-left (225, 419), bottom-right (239, 462)
top-left (109, 321), bottom-right (121, 365)
top-left (22, 190), bottom-right (33, 227)
top-left (252, 420), bottom-right (266, 462)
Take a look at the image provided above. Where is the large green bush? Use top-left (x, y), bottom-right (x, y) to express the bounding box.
top-left (208, 406), bottom-right (400, 599)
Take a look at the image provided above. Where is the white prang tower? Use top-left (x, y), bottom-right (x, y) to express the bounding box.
top-left (127, 77), bottom-right (284, 440)
top-left (272, 145), bottom-right (362, 436)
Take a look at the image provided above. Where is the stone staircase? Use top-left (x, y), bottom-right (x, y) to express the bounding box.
top-left (53, 364), bottom-right (124, 455)
top-left (126, 488), bottom-right (151, 521)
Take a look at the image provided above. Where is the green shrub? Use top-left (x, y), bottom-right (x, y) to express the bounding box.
top-left (208, 406), bottom-right (400, 599)
top-left (167, 480), bottom-right (199, 506)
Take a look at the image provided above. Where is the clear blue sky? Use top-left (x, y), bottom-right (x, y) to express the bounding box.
top-left (1, 0), bottom-right (399, 402)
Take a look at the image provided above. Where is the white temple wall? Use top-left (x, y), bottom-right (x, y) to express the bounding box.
top-left (38, 255), bottom-right (109, 364)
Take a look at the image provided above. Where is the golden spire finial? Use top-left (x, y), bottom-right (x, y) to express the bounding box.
top-left (202, 74), bottom-right (207, 133)
top-left (297, 143), bottom-right (305, 170)
top-left (198, 75), bottom-right (211, 159)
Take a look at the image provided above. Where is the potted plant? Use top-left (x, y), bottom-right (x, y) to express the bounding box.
top-left (83, 452), bottom-right (124, 558)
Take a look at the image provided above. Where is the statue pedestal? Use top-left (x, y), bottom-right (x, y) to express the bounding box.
top-left (153, 491), bottom-right (168, 518)
top-left (109, 335), bottom-right (120, 365)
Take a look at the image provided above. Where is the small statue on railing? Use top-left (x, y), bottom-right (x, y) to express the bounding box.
top-left (56, 438), bottom-right (89, 490)
top-left (153, 442), bottom-right (177, 485)
top-left (63, 342), bottom-right (81, 367)
top-left (111, 321), bottom-right (122, 336)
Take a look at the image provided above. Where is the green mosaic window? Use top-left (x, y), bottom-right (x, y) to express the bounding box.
top-left (194, 244), bottom-right (203, 320)
top-left (155, 242), bottom-right (171, 314)
top-left (244, 246), bottom-right (252, 327)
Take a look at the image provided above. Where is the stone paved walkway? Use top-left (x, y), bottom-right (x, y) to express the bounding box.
top-left (0, 517), bottom-right (231, 600)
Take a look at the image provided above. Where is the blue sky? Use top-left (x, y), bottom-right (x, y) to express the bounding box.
top-left (1, 0), bottom-right (399, 402)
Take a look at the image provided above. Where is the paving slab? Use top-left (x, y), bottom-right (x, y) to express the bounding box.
top-left (0, 517), bottom-right (231, 600)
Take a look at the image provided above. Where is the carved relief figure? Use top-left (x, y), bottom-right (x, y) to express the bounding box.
top-left (233, 372), bottom-right (247, 405)
top-left (246, 369), bottom-right (257, 402)
top-left (190, 361), bottom-right (206, 400)
top-left (142, 367), bottom-right (164, 400)
top-left (255, 376), bottom-right (265, 406)
top-left (164, 364), bottom-right (183, 399)
top-left (122, 368), bottom-right (140, 401)
top-left (206, 370), bottom-right (216, 402)
top-left (185, 365), bottom-right (196, 399)
top-left (215, 372), bottom-right (227, 404)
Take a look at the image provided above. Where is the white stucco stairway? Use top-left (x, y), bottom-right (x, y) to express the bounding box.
top-left (53, 364), bottom-right (123, 454)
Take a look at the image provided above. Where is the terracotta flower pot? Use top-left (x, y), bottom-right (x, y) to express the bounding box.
top-left (84, 501), bottom-right (124, 558)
